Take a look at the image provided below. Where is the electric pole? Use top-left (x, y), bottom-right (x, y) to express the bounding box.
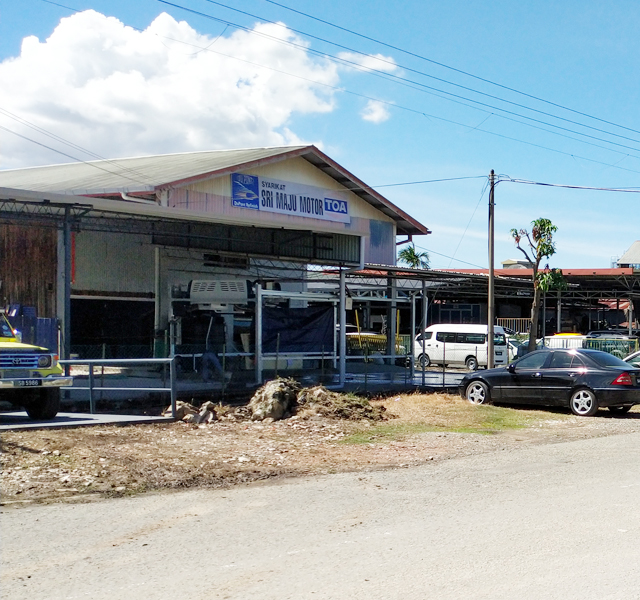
top-left (488, 170), bottom-right (495, 369)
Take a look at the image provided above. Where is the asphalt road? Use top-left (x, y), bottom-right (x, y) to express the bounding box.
top-left (3, 432), bottom-right (640, 600)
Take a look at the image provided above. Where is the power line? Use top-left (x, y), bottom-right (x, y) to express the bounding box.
top-left (20, 0), bottom-right (640, 179)
top-left (501, 178), bottom-right (640, 193)
top-left (375, 176), bottom-right (486, 188)
top-left (413, 243), bottom-right (487, 270)
top-left (0, 107), bottom-right (157, 185)
top-left (196, 0), bottom-right (640, 148)
top-left (161, 0), bottom-right (640, 158)
top-left (261, 0), bottom-right (640, 138)
top-left (447, 179), bottom-right (490, 269)
top-left (0, 125), bottom-right (157, 188)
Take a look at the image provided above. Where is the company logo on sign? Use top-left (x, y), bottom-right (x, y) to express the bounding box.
top-left (231, 173), bottom-right (350, 223)
top-left (324, 198), bottom-right (348, 216)
top-left (231, 174), bottom-right (260, 210)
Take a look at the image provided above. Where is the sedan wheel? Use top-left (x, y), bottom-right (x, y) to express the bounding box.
top-left (465, 381), bottom-right (490, 405)
top-left (570, 388), bottom-right (598, 417)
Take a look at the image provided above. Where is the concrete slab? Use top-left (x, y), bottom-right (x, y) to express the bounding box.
top-left (0, 411), bottom-right (174, 432)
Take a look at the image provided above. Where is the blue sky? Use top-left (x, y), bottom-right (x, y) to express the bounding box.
top-left (1, 0), bottom-right (639, 269)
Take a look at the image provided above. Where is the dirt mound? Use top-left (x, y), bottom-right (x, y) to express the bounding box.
top-left (165, 380), bottom-right (386, 423)
top-left (296, 386), bottom-right (386, 421)
top-left (248, 378), bottom-right (301, 421)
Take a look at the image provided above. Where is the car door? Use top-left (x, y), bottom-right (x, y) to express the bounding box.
top-left (500, 351), bottom-right (550, 404)
top-left (539, 351), bottom-right (586, 405)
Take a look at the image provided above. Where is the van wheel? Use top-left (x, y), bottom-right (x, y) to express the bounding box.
top-left (465, 356), bottom-right (479, 371)
top-left (418, 353), bottom-right (431, 368)
top-left (25, 389), bottom-right (60, 420)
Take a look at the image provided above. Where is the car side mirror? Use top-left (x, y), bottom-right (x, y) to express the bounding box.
top-left (508, 363), bottom-right (516, 373)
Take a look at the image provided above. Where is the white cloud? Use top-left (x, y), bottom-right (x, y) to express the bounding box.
top-left (337, 51), bottom-right (397, 73)
top-left (0, 11), bottom-right (343, 168)
top-left (361, 100), bottom-right (391, 123)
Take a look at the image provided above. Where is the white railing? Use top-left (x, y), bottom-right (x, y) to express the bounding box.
top-left (497, 318), bottom-right (531, 334)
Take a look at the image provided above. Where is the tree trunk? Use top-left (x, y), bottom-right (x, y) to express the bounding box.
top-left (528, 285), bottom-right (542, 351)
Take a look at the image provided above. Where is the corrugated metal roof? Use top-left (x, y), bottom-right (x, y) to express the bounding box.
top-left (0, 147), bottom-right (305, 195)
top-left (0, 145), bottom-right (430, 236)
top-left (618, 241), bottom-right (640, 266)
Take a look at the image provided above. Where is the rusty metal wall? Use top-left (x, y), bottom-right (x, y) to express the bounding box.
top-left (0, 224), bottom-right (57, 317)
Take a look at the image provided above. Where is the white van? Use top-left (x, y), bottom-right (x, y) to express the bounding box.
top-left (413, 324), bottom-right (508, 370)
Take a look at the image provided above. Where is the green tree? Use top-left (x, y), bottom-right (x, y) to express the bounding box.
top-left (398, 244), bottom-right (430, 269)
top-left (510, 218), bottom-right (566, 351)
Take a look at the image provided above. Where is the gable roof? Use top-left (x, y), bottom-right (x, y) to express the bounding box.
top-left (0, 145), bottom-right (430, 236)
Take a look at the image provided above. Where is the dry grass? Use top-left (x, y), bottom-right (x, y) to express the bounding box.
top-left (383, 391), bottom-right (569, 427)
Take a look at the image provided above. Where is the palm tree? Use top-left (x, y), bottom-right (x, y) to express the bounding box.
top-left (398, 244), bottom-right (430, 269)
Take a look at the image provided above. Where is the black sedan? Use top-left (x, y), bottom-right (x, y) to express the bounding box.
top-left (459, 348), bottom-right (640, 416)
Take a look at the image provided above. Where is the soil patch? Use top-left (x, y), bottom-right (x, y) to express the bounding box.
top-left (2, 391), bottom-right (640, 506)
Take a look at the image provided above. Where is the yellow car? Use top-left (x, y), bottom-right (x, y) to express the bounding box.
top-left (0, 313), bottom-right (72, 419)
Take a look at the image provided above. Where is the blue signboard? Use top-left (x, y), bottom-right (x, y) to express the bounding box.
top-left (231, 172), bottom-right (350, 223)
top-left (231, 173), bottom-right (260, 210)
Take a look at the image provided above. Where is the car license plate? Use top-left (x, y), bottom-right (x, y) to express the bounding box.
top-left (496, 351), bottom-right (503, 355)
top-left (14, 379), bottom-right (41, 387)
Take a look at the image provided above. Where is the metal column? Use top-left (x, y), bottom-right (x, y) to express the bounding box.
top-left (339, 269), bottom-right (346, 387)
top-left (255, 282), bottom-right (263, 385)
top-left (421, 280), bottom-right (427, 388)
top-left (61, 206), bottom-right (71, 363)
top-left (410, 292), bottom-right (416, 379)
top-left (557, 291), bottom-right (562, 334)
top-left (153, 247), bottom-right (162, 357)
top-left (387, 277), bottom-right (397, 363)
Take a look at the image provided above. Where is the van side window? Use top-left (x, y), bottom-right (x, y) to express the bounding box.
top-left (416, 332), bottom-right (433, 341)
top-left (461, 333), bottom-right (486, 344)
top-left (436, 332), bottom-right (456, 343)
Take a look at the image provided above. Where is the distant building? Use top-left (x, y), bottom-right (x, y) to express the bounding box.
top-left (501, 258), bottom-right (534, 270)
top-left (617, 241), bottom-right (640, 269)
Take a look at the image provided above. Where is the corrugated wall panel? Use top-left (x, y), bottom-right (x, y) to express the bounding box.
top-left (73, 231), bottom-right (155, 295)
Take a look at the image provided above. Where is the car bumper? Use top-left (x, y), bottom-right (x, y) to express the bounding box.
top-left (593, 388), bottom-right (640, 407)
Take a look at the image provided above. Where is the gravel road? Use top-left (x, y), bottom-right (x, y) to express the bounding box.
top-left (3, 430), bottom-right (640, 599)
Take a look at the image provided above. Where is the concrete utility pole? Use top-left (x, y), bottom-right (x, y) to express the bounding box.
top-left (487, 170), bottom-right (495, 369)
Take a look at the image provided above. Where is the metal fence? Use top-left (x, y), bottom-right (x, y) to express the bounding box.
top-left (497, 318), bottom-right (531, 334)
top-left (583, 338), bottom-right (639, 359)
top-left (60, 358), bottom-right (177, 417)
top-left (70, 344), bottom-right (155, 360)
